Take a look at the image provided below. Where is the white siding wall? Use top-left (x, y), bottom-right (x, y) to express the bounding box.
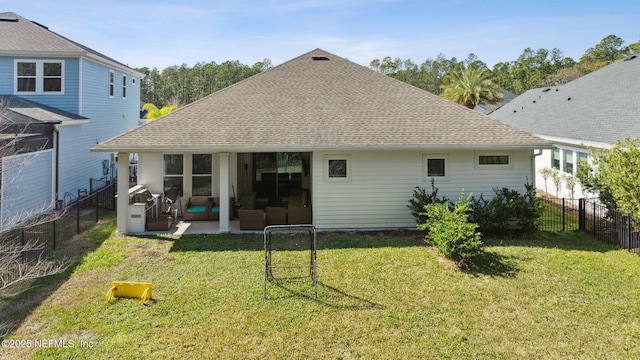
top-left (312, 149), bottom-right (535, 230)
top-left (534, 147), bottom-right (591, 199)
top-left (1, 150), bottom-right (54, 227)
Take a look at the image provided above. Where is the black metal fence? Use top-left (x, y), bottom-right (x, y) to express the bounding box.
top-left (540, 197), bottom-right (640, 255)
top-left (1, 180), bottom-right (116, 287)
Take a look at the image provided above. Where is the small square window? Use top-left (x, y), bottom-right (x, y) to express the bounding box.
top-left (328, 159), bottom-right (347, 178)
top-left (427, 158), bottom-right (445, 177)
top-left (324, 155), bottom-right (351, 182)
top-left (423, 154), bottom-right (448, 181)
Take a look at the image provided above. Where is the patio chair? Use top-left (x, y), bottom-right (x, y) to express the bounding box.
top-left (163, 184), bottom-right (182, 217)
top-left (266, 207), bottom-right (287, 225)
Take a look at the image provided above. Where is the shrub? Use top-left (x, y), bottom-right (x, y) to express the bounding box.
top-left (469, 183), bottom-right (545, 235)
top-left (407, 179), bottom-right (448, 225)
top-left (418, 194), bottom-right (482, 266)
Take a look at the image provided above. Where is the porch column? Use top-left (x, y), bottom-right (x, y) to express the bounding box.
top-left (219, 152), bottom-right (230, 232)
top-left (116, 152), bottom-right (130, 234)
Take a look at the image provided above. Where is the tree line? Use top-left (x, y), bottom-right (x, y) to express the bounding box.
top-left (136, 35), bottom-right (639, 108)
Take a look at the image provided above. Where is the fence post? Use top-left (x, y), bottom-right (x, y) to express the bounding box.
top-left (593, 202), bottom-right (596, 236)
top-left (96, 191), bottom-right (100, 223)
top-left (578, 199), bottom-right (585, 232)
top-left (562, 198), bottom-right (566, 232)
top-left (76, 196), bottom-right (81, 234)
top-left (53, 218), bottom-right (57, 250)
top-left (20, 229), bottom-right (25, 264)
top-left (626, 215), bottom-right (632, 251)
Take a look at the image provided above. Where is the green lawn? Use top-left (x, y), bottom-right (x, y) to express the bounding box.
top-left (3, 217), bottom-right (640, 359)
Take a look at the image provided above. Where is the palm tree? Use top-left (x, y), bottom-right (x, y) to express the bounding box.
top-left (439, 66), bottom-right (503, 109)
top-left (142, 103), bottom-right (178, 121)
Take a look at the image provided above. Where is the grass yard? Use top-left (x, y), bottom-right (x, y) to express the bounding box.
top-left (2, 215), bottom-right (640, 359)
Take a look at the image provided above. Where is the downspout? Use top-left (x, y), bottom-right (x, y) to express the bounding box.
top-left (54, 125), bottom-right (60, 208)
top-left (531, 149), bottom-right (543, 187)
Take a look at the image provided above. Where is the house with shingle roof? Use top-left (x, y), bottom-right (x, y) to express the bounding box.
top-left (490, 54), bottom-right (640, 198)
top-left (0, 12), bottom-right (142, 228)
top-left (93, 48), bottom-right (551, 234)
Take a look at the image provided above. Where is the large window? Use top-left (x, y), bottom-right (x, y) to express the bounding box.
top-left (15, 60), bottom-right (64, 94)
top-left (563, 149), bottom-right (574, 174)
top-left (192, 154), bottom-right (212, 196)
top-left (163, 154), bottom-right (183, 194)
top-left (551, 149), bottom-right (561, 170)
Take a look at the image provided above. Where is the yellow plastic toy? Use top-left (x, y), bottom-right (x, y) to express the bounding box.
top-left (106, 281), bottom-right (153, 305)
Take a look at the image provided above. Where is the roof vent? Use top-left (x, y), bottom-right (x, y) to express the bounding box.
top-left (0, 17), bottom-right (19, 22)
top-left (567, 97), bottom-right (571, 101)
top-left (31, 21), bottom-right (48, 29)
top-left (542, 88), bottom-right (551, 92)
top-left (624, 55), bottom-right (637, 61)
top-left (312, 56), bottom-right (329, 61)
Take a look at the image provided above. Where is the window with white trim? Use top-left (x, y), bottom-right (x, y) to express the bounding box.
top-left (192, 154), bottom-right (213, 196)
top-left (423, 154), bottom-right (448, 180)
top-left (109, 70), bottom-right (115, 98)
top-left (563, 149), bottom-right (574, 174)
top-left (122, 75), bottom-right (127, 99)
top-left (324, 155), bottom-right (351, 182)
top-left (551, 149), bottom-right (560, 170)
top-left (163, 154), bottom-right (183, 194)
top-left (15, 60), bottom-right (64, 94)
top-left (475, 152), bottom-right (512, 169)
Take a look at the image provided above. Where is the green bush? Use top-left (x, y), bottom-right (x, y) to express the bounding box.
top-left (418, 194), bottom-right (482, 266)
top-left (407, 179), bottom-right (448, 225)
top-left (469, 183), bottom-right (545, 235)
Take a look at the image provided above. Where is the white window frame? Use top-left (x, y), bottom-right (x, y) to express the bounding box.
top-left (132, 77), bottom-right (137, 86)
top-left (163, 154), bottom-right (184, 193)
top-left (14, 59), bottom-right (65, 95)
top-left (474, 151), bottom-right (512, 170)
top-left (109, 70), bottom-right (115, 98)
top-left (191, 153), bottom-right (213, 197)
top-left (563, 149), bottom-right (574, 174)
top-left (122, 75), bottom-right (127, 99)
top-left (324, 154), bottom-right (351, 183)
top-left (423, 153), bottom-right (449, 181)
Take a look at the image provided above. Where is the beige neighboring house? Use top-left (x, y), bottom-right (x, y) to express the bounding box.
top-left (92, 49), bottom-right (550, 234)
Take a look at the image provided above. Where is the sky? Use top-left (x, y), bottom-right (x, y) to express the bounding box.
top-left (3, 0), bottom-right (639, 70)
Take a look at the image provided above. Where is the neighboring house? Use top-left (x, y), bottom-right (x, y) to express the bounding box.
top-left (92, 49), bottom-right (550, 234)
top-left (474, 89), bottom-right (517, 114)
top-left (0, 12), bottom-right (142, 228)
top-left (489, 54), bottom-right (640, 199)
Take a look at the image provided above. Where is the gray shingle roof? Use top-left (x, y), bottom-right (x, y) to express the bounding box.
top-left (93, 49), bottom-right (550, 153)
top-left (0, 95), bottom-right (87, 123)
top-left (490, 55), bottom-right (640, 145)
top-left (0, 12), bottom-right (138, 74)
